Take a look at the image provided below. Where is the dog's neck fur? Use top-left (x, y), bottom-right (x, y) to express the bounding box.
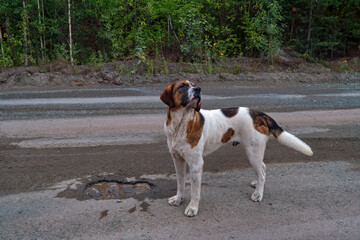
top-left (166, 107), bottom-right (196, 135)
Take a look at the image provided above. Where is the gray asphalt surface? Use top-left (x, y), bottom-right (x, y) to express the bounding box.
top-left (1, 82), bottom-right (359, 240)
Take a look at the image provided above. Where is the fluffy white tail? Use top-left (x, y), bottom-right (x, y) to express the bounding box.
top-left (277, 131), bottom-right (313, 156)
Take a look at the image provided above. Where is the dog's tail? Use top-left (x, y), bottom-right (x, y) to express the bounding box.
top-left (249, 109), bottom-right (313, 156)
top-left (277, 131), bottom-right (313, 156)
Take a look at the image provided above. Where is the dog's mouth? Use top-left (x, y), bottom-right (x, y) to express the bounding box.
top-left (189, 94), bottom-right (201, 103)
top-left (188, 94), bottom-right (201, 111)
top-left (187, 86), bottom-right (201, 110)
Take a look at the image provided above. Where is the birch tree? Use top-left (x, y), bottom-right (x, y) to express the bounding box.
top-left (22, 0), bottom-right (29, 66)
top-left (37, 0), bottom-right (45, 62)
top-left (41, 0), bottom-right (46, 60)
top-left (0, 27), bottom-right (4, 57)
top-left (68, 0), bottom-right (74, 65)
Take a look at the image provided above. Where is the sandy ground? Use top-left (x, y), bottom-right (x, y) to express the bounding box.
top-left (0, 78), bottom-right (359, 239)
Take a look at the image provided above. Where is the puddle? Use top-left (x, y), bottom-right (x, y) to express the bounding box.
top-left (84, 180), bottom-right (153, 200)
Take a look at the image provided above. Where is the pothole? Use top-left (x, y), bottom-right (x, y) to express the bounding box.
top-left (83, 179), bottom-right (153, 200)
top-left (56, 176), bottom-right (174, 201)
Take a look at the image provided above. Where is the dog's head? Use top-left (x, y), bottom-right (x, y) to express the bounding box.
top-left (160, 80), bottom-right (201, 111)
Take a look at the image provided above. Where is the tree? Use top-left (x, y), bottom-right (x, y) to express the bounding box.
top-left (0, 26), bottom-right (4, 57)
top-left (22, 0), bottom-right (29, 66)
top-left (37, 0), bottom-right (45, 62)
top-left (68, 0), bottom-right (74, 66)
top-left (306, 0), bottom-right (313, 52)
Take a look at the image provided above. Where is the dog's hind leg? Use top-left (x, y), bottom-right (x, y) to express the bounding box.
top-left (168, 153), bottom-right (186, 206)
top-left (242, 134), bottom-right (268, 202)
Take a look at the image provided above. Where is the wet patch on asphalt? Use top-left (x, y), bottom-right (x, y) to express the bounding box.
top-left (99, 210), bottom-right (108, 220)
top-left (128, 205), bottom-right (136, 213)
top-left (139, 201), bottom-right (150, 212)
top-left (1, 137), bottom-right (359, 197)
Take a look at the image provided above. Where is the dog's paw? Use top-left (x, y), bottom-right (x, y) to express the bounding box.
top-left (251, 191), bottom-right (263, 202)
top-left (168, 195), bottom-right (183, 206)
top-left (250, 180), bottom-right (258, 188)
top-left (184, 205), bottom-right (198, 217)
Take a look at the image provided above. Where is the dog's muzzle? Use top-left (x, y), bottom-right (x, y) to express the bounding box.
top-left (192, 86), bottom-right (201, 100)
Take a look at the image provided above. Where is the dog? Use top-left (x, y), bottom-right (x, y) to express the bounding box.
top-left (160, 80), bottom-right (313, 217)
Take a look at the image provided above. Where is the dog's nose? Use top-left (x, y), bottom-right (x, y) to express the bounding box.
top-left (194, 86), bottom-right (201, 93)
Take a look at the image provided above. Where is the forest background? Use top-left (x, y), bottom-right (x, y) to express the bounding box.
top-left (0, 0), bottom-right (359, 70)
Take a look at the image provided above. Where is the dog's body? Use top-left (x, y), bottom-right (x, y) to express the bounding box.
top-left (161, 80), bottom-right (313, 217)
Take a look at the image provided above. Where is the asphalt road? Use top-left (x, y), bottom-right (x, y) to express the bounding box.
top-left (0, 82), bottom-right (359, 239)
top-left (1, 82), bottom-right (360, 121)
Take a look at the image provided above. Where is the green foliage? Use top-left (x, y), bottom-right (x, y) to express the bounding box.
top-left (0, 0), bottom-right (359, 68)
top-left (89, 50), bottom-right (105, 71)
top-left (283, 0), bottom-right (360, 59)
top-left (242, 0), bottom-right (283, 63)
top-left (338, 60), bottom-right (353, 73)
top-left (179, 7), bottom-right (208, 62)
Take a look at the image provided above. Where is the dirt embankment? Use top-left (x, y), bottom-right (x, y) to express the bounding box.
top-left (1, 57), bottom-right (359, 89)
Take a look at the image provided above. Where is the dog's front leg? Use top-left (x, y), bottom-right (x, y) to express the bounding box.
top-left (185, 156), bottom-right (204, 217)
top-left (168, 153), bottom-right (186, 206)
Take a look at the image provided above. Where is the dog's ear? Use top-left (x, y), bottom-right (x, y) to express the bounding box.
top-left (160, 83), bottom-right (175, 108)
top-left (195, 100), bottom-right (201, 112)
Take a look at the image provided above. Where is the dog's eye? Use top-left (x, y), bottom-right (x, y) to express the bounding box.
top-left (179, 84), bottom-right (188, 90)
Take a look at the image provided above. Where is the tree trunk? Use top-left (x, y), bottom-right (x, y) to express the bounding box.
top-left (23, 0), bottom-right (29, 66)
top-left (290, 18), bottom-right (295, 41)
top-left (36, 39), bottom-right (39, 65)
top-left (269, 34), bottom-right (273, 64)
top-left (37, 0), bottom-right (45, 62)
top-left (68, 0), bottom-right (74, 66)
top-left (42, 0), bottom-right (46, 59)
top-left (0, 27), bottom-right (4, 57)
top-left (307, 0), bottom-right (313, 53)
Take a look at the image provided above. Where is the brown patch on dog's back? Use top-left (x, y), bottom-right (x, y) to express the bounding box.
top-left (249, 109), bottom-right (283, 138)
top-left (221, 108), bottom-right (239, 118)
top-left (221, 128), bottom-right (235, 143)
top-left (186, 112), bottom-right (205, 148)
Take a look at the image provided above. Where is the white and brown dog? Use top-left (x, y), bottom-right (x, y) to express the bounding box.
top-left (160, 80), bottom-right (313, 217)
